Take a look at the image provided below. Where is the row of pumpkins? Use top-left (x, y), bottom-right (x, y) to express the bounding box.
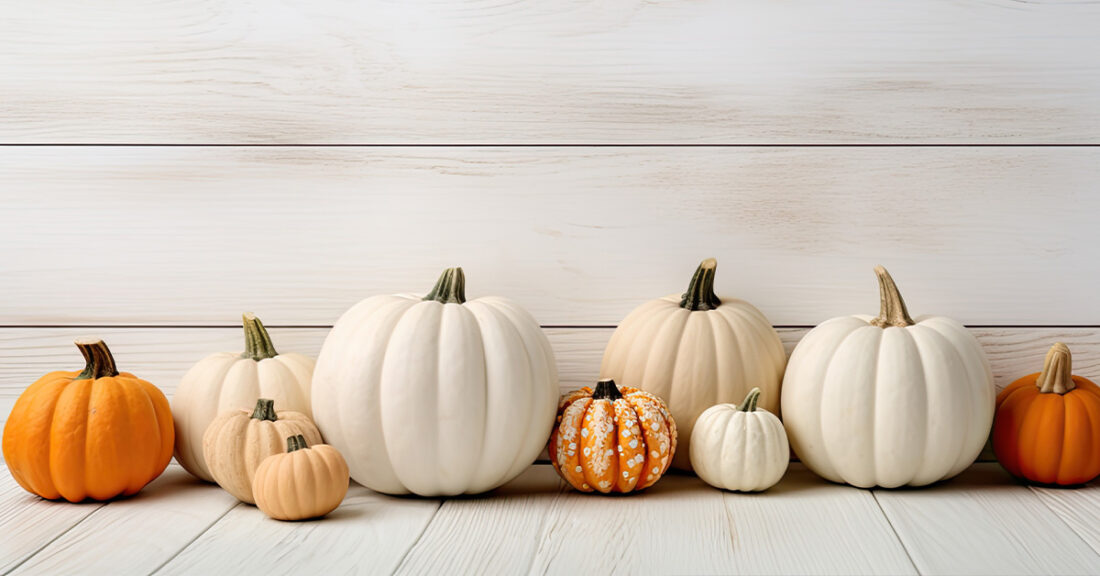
top-left (4, 261), bottom-right (1100, 520)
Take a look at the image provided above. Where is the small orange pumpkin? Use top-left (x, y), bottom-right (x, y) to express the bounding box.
top-left (548, 379), bottom-right (676, 493)
top-left (2, 340), bottom-right (175, 501)
top-left (993, 342), bottom-right (1100, 485)
top-left (253, 435), bottom-right (349, 521)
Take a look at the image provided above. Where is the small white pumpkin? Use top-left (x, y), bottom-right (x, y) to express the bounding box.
top-left (311, 267), bottom-right (559, 496)
top-left (691, 388), bottom-right (789, 492)
top-left (600, 258), bottom-right (786, 470)
top-left (172, 313), bottom-right (315, 482)
top-left (780, 266), bottom-right (995, 488)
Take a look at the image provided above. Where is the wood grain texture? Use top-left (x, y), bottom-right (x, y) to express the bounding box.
top-left (2, 0), bottom-right (1099, 143)
top-left (3, 146), bottom-right (1100, 326)
top-left (8, 466), bottom-right (238, 576)
top-left (157, 484), bottom-right (441, 576)
top-left (1029, 482), bottom-right (1100, 558)
top-left (873, 464), bottom-right (1100, 575)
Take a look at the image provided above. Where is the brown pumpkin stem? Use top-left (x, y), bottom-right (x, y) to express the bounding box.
top-left (251, 398), bottom-right (278, 421)
top-left (286, 434), bottom-right (309, 453)
top-left (74, 339), bottom-right (120, 380)
top-left (424, 267), bottom-right (467, 304)
top-left (592, 379), bottom-right (624, 402)
top-left (738, 387), bottom-right (762, 412)
top-left (1036, 342), bottom-right (1076, 394)
top-left (241, 313), bottom-right (278, 361)
top-left (869, 265), bottom-right (915, 328)
top-left (680, 258), bottom-right (722, 311)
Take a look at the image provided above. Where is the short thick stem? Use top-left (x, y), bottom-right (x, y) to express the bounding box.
top-left (1036, 342), bottom-right (1076, 394)
top-left (250, 398), bottom-right (278, 421)
top-left (592, 379), bottom-right (624, 402)
top-left (738, 388), bottom-right (762, 412)
top-left (680, 258), bottom-right (722, 311)
top-left (241, 313), bottom-right (278, 361)
top-left (75, 340), bottom-right (120, 380)
top-left (869, 265), bottom-right (915, 328)
top-left (286, 434), bottom-right (309, 453)
top-left (424, 267), bottom-right (467, 304)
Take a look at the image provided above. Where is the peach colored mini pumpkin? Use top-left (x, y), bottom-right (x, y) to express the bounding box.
top-left (548, 379), bottom-right (676, 494)
top-left (253, 435), bottom-right (350, 521)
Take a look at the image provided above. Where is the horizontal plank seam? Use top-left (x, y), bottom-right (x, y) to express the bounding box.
top-left (869, 491), bottom-right (922, 576)
top-left (148, 501), bottom-right (242, 576)
top-left (0, 503), bottom-right (106, 576)
top-left (2, 324), bottom-right (1099, 330)
top-left (2, 144), bottom-right (1100, 148)
top-left (390, 500), bottom-right (444, 576)
top-left (1025, 486), bottom-right (1100, 560)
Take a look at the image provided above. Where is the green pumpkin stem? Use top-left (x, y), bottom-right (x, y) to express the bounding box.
top-left (250, 398), bottom-right (278, 422)
top-left (74, 339), bottom-right (120, 380)
top-left (286, 434), bottom-right (309, 453)
top-left (241, 313), bottom-right (278, 361)
top-left (680, 258), bottom-right (722, 311)
top-left (592, 379), bottom-right (624, 402)
top-left (1036, 342), bottom-right (1076, 394)
top-left (869, 266), bottom-right (915, 328)
top-left (424, 267), bottom-right (467, 304)
top-left (738, 387), bottom-right (762, 412)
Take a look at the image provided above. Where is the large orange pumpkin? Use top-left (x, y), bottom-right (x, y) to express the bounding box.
top-left (548, 379), bottom-right (676, 493)
top-left (2, 340), bottom-right (175, 501)
top-left (993, 342), bottom-right (1100, 485)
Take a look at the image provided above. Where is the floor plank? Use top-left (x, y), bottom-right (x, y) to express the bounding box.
top-left (1030, 481), bottom-right (1100, 558)
top-left (9, 466), bottom-right (237, 576)
top-left (874, 464), bottom-right (1100, 575)
top-left (156, 484), bottom-right (441, 576)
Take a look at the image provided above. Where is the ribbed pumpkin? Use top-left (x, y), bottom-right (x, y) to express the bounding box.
top-left (173, 313), bottom-right (315, 482)
top-left (202, 398), bottom-right (323, 504)
top-left (690, 388), bottom-right (790, 492)
top-left (993, 343), bottom-right (1100, 485)
top-left (548, 379), bottom-right (676, 494)
top-left (2, 340), bottom-right (174, 502)
top-left (253, 435), bottom-right (350, 521)
top-left (600, 258), bottom-right (785, 470)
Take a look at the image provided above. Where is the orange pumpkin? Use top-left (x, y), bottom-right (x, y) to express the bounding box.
top-left (993, 342), bottom-right (1100, 485)
top-left (2, 340), bottom-right (174, 501)
top-left (548, 379), bottom-right (676, 493)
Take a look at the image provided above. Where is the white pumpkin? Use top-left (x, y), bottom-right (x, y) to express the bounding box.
top-left (172, 313), bottom-right (315, 482)
top-left (600, 258), bottom-right (786, 470)
top-left (691, 388), bottom-right (789, 492)
top-left (781, 266), bottom-right (995, 488)
top-left (311, 267), bottom-right (559, 496)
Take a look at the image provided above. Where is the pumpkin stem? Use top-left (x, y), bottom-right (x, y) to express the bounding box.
top-left (869, 266), bottom-right (915, 328)
top-left (1036, 342), bottom-right (1076, 394)
top-left (592, 378), bottom-right (624, 402)
top-left (286, 434), bottom-right (309, 453)
top-left (74, 339), bottom-right (120, 380)
top-left (250, 398), bottom-right (278, 422)
top-left (424, 267), bottom-right (467, 304)
top-left (738, 387), bottom-right (762, 412)
top-left (680, 258), bottom-right (722, 311)
top-left (241, 313), bottom-right (278, 361)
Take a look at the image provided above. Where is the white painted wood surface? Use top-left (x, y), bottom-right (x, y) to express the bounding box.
top-left (3, 1), bottom-right (1099, 143)
top-left (3, 147), bottom-right (1100, 326)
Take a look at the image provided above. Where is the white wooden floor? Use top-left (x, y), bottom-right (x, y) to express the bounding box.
top-left (2, 459), bottom-right (1098, 576)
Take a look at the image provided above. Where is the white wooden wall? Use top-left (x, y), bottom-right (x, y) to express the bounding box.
top-left (2, 0), bottom-right (1099, 448)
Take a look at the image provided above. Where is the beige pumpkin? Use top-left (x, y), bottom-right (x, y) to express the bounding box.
top-left (202, 398), bottom-right (322, 504)
top-left (253, 435), bottom-right (349, 521)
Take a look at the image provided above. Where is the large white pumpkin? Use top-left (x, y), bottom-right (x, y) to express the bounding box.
top-left (311, 267), bottom-right (559, 496)
top-left (600, 258), bottom-right (786, 470)
top-left (172, 314), bottom-right (315, 482)
top-left (781, 266), bottom-right (995, 488)
top-left (690, 388), bottom-right (789, 492)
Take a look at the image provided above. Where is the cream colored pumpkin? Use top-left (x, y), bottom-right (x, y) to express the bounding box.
top-left (781, 266), bottom-right (995, 488)
top-left (253, 435), bottom-right (349, 521)
top-left (600, 258), bottom-right (786, 470)
top-left (311, 267), bottom-right (559, 496)
top-left (202, 398), bottom-right (322, 504)
top-left (690, 388), bottom-right (789, 492)
top-left (173, 313), bottom-right (315, 482)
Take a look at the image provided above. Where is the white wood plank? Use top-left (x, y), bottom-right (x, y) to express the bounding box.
top-left (8, 466), bottom-right (238, 576)
top-left (1030, 482), bottom-right (1100, 557)
top-left (0, 461), bottom-right (105, 573)
top-left (873, 464), bottom-right (1100, 575)
top-left (156, 484), bottom-right (441, 576)
top-left (395, 466), bottom-right (565, 575)
top-left (3, 147), bottom-right (1100, 325)
top-left (3, 0), bottom-right (1099, 143)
